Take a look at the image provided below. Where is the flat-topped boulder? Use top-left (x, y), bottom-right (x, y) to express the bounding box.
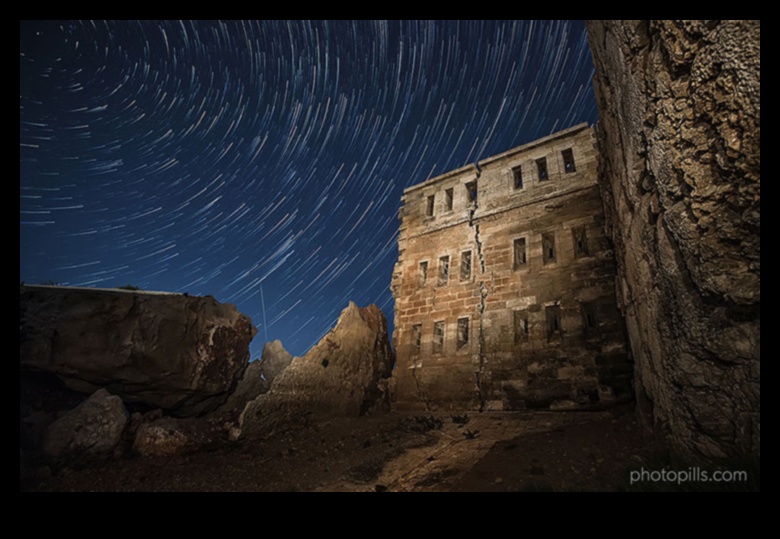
top-left (20, 285), bottom-right (256, 417)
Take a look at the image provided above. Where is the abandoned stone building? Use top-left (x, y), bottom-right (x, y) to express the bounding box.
top-left (391, 122), bottom-right (632, 411)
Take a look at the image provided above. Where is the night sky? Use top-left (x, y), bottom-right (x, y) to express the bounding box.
top-left (20, 20), bottom-right (599, 359)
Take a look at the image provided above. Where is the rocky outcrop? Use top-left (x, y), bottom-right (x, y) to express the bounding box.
top-left (20, 285), bottom-right (257, 417)
top-left (42, 388), bottom-right (128, 466)
top-left (586, 21), bottom-right (760, 459)
top-left (238, 302), bottom-right (394, 438)
top-left (257, 340), bottom-right (295, 392)
top-left (216, 340), bottom-right (293, 415)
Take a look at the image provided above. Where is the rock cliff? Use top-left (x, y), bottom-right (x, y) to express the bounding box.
top-left (238, 302), bottom-right (394, 438)
top-left (586, 20), bottom-right (760, 458)
top-left (20, 285), bottom-right (256, 417)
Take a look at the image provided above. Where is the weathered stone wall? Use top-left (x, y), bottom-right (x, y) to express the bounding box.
top-left (20, 285), bottom-right (256, 417)
top-left (392, 124), bottom-right (631, 411)
top-left (586, 20), bottom-right (760, 458)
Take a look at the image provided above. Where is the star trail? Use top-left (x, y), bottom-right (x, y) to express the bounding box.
top-left (20, 20), bottom-right (598, 358)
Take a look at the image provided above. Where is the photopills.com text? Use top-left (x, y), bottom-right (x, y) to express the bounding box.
top-left (629, 467), bottom-right (748, 485)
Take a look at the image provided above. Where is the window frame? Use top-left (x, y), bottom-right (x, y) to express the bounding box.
top-left (438, 255), bottom-right (450, 286)
top-left (561, 148), bottom-right (576, 173)
top-left (433, 321), bottom-right (445, 354)
top-left (512, 165), bottom-right (523, 190)
top-left (460, 250), bottom-right (472, 281)
top-left (513, 237), bottom-right (528, 270)
top-left (418, 260), bottom-right (429, 288)
top-left (542, 232), bottom-right (556, 265)
top-left (425, 194), bottom-right (435, 217)
top-left (457, 317), bottom-right (470, 350)
top-left (536, 157), bottom-right (549, 182)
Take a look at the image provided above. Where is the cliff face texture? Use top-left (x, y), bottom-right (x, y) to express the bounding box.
top-left (238, 302), bottom-right (394, 438)
top-left (586, 21), bottom-right (760, 458)
top-left (20, 285), bottom-right (256, 417)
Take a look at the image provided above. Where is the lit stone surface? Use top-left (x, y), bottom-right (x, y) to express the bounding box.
top-left (392, 124), bottom-right (631, 411)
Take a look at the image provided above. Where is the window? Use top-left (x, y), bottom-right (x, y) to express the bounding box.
top-left (514, 310), bottom-right (529, 343)
top-left (433, 321), bottom-right (445, 353)
top-left (460, 250), bottom-right (472, 281)
top-left (542, 232), bottom-right (556, 264)
top-left (412, 324), bottom-right (422, 353)
top-left (581, 302), bottom-right (597, 333)
top-left (562, 148), bottom-right (576, 173)
top-left (512, 165), bottom-right (523, 189)
top-left (418, 261), bottom-right (428, 287)
top-left (426, 195), bottom-right (435, 217)
top-left (536, 157), bottom-right (549, 181)
top-left (572, 226), bottom-right (590, 258)
top-left (513, 238), bottom-right (527, 269)
top-left (438, 255), bottom-right (450, 285)
top-left (546, 305), bottom-right (561, 339)
top-left (445, 188), bottom-right (454, 211)
top-left (465, 181), bottom-right (478, 203)
top-left (457, 318), bottom-right (469, 349)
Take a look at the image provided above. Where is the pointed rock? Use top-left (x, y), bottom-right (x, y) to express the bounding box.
top-left (238, 302), bottom-right (394, 438)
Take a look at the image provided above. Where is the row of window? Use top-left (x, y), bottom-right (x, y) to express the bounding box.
top-left (417, 227), bottom-right (590, 287)
top-left (412, 318), bottom-right (471, 353)
top-left (424, 148), bottom-right (577, 217)
top-left (410, 302), bottom-right (598, 354)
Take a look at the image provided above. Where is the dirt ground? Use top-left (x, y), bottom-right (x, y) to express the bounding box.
top-left (24, 403), bottom-right (678, 492)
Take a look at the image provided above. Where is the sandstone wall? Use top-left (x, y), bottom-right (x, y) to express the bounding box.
top-left (392, 124), bottom-right (631, 411)
top-left (586, 20), bottom-right (760, 458)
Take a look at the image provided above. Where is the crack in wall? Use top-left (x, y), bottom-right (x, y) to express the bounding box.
top-left (468, 163), bottom-right (488, 411)
top-left (411, 364), bottom-right (431, 411)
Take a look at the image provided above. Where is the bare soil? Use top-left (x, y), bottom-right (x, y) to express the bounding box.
top-left (23, 403), bottom-right (668, 492)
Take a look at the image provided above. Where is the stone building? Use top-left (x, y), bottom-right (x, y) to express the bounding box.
top-left (391, 123), bottom-right (632, 411)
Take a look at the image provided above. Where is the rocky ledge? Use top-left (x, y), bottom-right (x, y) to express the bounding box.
top-left (20, 285), bottom-right (256, 417)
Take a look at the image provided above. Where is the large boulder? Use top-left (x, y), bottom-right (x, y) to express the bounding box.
top-left (216, 340), bottom-right (293, 415)
top-left (586, 20), bottom-right (760, 459)
top-left (20, 285), bottom-right (257, 417)
top-left (238, 302), bottom-right (394, 438)
top-left (42, 388), bottom-right (128, 466)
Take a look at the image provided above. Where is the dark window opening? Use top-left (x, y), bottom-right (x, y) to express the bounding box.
top-left (512, 165), bottom-right (523, 189)
top-left (433, 321), bottom-right (445, 353)
top-left (426, 195), bottom-right (435, 217)
top-left (466, 181), bottom-right (478, 203)
top-left (412, 324), bottom-right (422, 353)
top-left (418, 261), bottom-right (428, 287)
top-left (514, 311), bottom-right (529, 343)
top-left (546, 305), bottom-right (561, 339)
top-left (542, 232), bottom-right (556, 264)
top-left (457, 318), bottom-right (469, 349)
top-left (513, 238), bottom-right (527, 269)
top-left (438, 255), bottom-right (450, 285)
top-left (445, 188), bottom-right (454, 211)
top-left (460, 251), bottom-right (472, 280)
top-left (536, 157), bottom-right (549, 181)
top-left (581, 303), bottom-right (597, 332)
top-left (562, 148), bottom-right (576, 173)
top-left (573, 226), bottom-right (590, 258)
top-left (321, 359), bottom-right (329, 368)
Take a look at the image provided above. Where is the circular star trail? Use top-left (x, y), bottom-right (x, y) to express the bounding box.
top-left (20, 20), bottom-right (598, 358)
